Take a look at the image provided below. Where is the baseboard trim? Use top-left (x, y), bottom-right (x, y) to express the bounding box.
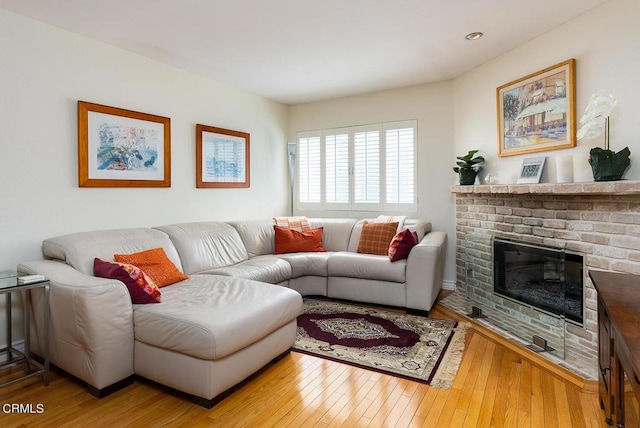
top-left (433, 301), bottom-right (598, 393)
top-left (441, 280), bottom-right (456, 291)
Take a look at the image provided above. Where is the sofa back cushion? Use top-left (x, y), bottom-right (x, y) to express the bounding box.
top-left (154, 222), bottom-right (249, 274)
top-left (42, 228), bottom-right (183, 276)
top-left (308, 218), bottom-right (357, 252)
top-left (347, 218), bottom-right (432, 252)
top-left (227, 221), bottom-right (276, 257)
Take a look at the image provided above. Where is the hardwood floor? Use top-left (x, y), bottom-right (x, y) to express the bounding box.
top-left (0, 303), bottom-right (608, 427)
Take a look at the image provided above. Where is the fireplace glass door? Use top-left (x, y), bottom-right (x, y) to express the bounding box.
top-left (465, 233), bottom-right (566, 359)
top-left (494, 238), bottom-right (583, 325)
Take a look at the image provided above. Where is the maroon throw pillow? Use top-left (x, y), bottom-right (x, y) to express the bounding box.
top-left (94, 258), bottom-right (161, 304)
top-left (388, 229), bottom-right (419, 262)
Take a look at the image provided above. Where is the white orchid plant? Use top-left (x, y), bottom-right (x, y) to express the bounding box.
top-left (577, 90), bottom-right (618, 155)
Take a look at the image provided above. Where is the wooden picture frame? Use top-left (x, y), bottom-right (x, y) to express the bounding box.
top-left (196, 124), bottom-right (250, 188)
top-left (78, 101), bottom-right (171, 187)
top-left (516, 156), bottom-right (546, 184)
top-left (497, 59), bottom-right (576, 157)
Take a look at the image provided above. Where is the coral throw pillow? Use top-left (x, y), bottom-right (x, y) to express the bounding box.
top-left (94, 258), bottom-right (161, 304)
top-left (357, 221), bottom-right (399, 256)
top-left (273, 216), bottom-right (312, 232)
top-left (273, 226), bottom-right (326, 254)
top-left (389, 229), bottom-right (419, 262)
top-left (114, 248), bottom-right (188, 287)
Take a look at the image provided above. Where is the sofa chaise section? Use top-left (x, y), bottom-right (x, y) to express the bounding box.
top-left (19, 227), bottom-right (303, 406)
top-left (132, 275), bottom-right (301, 406)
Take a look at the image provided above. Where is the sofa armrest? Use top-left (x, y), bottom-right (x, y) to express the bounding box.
top-left (405, 231), bottom-right (447, 312)
top-left (18, 259), bottom-right (134, 391)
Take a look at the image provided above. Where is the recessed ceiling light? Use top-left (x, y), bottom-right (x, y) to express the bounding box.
top-left (465, 32), bottom-right (484, 41)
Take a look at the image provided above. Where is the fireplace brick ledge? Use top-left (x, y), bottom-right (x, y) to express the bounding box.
top-left (450, 180), bottom-right (640, 195)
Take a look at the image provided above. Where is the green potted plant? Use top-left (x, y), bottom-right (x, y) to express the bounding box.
top-left (577, 90), bottom-right (630, 181)
top-left (453, 150), bottom-right (484, 185)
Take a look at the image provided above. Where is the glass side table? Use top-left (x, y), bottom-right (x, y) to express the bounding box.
top-left (0, 270), bottom-right (50, 387)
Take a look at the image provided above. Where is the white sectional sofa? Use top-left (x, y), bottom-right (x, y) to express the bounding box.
top-left (18, 217), bottom-right (447, 407)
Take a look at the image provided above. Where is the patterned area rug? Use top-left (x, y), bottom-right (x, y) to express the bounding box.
top-left (293, 298), bottom-right (469, 389)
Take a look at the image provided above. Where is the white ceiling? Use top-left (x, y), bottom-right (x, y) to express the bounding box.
top-left (2, 0), bottom-right (609, 105)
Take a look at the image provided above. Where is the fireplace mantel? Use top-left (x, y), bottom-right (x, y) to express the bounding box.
top-left (450, 180), bottom-right (640, 196)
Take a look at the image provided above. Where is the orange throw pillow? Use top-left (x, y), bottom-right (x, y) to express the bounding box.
top-left (114, 248), bottom-right (188, 287)
top-left (273, 226), bottom-right (326, 254)
top-left (357, 221), bottom-right (399, 255)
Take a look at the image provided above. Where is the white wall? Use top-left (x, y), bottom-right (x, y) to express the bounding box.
top-left (0, 10), bottom-right (289, 344)
top-left (454, 0), bottom-right (640, 184)
top-left (288, 82), bottom-right (457, 287)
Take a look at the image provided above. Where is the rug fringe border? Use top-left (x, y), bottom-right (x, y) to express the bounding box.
top-left (429, 322), bottom-right (470, 389)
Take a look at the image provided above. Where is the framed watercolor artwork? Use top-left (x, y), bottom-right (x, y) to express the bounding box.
top-left (496, 59), bottom-right (576, 157)
top-left (196, 124), bottom-right (250, 188)
top-left (78, 101), bottom-right (171, 187)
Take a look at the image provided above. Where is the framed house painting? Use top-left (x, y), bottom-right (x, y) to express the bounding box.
top-left (497, 59), bottom-right (576, 157)
top-left (78, 101), bottom-right (171, 187)
top-left (196, 124), bottom-right (250, 188)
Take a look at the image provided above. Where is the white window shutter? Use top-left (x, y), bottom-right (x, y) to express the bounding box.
top-left (297, 132), bottom-right (322, 209)
top-left (324, 130), bottom-right (351, 210)
top-left (353, 125), bottom-right (382, 211)
top-left (385, 121), bottom-right (416, 211)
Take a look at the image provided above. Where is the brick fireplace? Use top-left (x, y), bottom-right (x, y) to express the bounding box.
top-left (447, 180), bottom-right (640, 379)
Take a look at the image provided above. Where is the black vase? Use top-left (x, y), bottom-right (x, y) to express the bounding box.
top-left (458, 169), bottom-right (478, 185)
top-left (588, 147), bottom-right (631, 181)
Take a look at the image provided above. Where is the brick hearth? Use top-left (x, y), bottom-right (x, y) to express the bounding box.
top-left (447, 180), bottom-right (640, 380)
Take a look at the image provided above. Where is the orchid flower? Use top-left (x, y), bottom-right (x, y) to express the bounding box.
top-left (577, 90), bottom-right (617, 150)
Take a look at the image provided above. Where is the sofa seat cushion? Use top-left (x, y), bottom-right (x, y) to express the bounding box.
top-left (276, 252), bottom-right (333, 278)
top-left (133, 275), bottom-right (302, 360)
top-left (201, 255), bottom-right (292, 284)
top-left (328, 251), bottom-right (406, 283)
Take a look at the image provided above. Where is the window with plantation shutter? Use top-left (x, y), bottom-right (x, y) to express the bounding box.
top-left (353, 125), bottom-right (382, 211)
top-left (385, 121), bottom-right (416, 211)
top-left (325, 130), bottom-right (350, 209)
top-left (297, 132), bottom-right (322, 209)
top-left (296, 120), bottom-right (416, 212)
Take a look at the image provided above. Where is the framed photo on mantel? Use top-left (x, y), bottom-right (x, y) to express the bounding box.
top-left (77, 101), bottom-right (171, 187)
top-left (497, 59), bottom-right (576, 157)
top-left (517, 156), bottom-right (546, 184)
top-left (196, 124), bottom-right (250, 188)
